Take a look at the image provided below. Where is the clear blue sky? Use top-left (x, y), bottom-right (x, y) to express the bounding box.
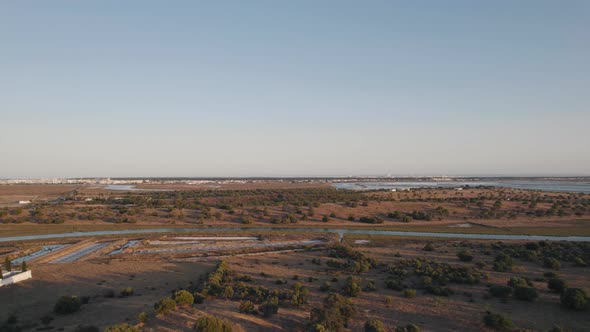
top-left (1, 1), bottom-right (589, 178)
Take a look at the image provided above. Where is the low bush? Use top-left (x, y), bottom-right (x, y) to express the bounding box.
top-left (483, 312), bottom-right (514, 331)
top-left (547, 278), bottom-right (567, 293)
top-left (358, 216), bottom-right (384, 224)
top-left (493, 253), bottom-right (513, 272)
top-left (54, 296), bottom-right (82, 315)
top-left (394, 324), bottom-right (420, 332)
top-left (507, 276), bottom-right (532, 288)
top-left (365, 319), bottom-right (386, 332)
top-left (104, 323), bottom-right (140, 332)
top-left (239, 300), bottom-right (256, 314)
top-left (120, 287), bottom-right (134, 297)
top-left (138, 312), bottom-right (148, 324)
top-left (404, 289), bottom-right (416, 298)
top-left (514, 287), bottom-right (538, 302)
top-left (425, 285), bottom-right (453, 296)
top-left (544, 257), bottom-right (561, 270)
top-left (194, 315), bottom-right (233, 332)
top-left (154, 298), bottom-right (176, 315)
top-left (174, 290), bottom-right (194, 306)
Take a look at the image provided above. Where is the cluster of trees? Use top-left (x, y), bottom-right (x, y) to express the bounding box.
top-left (327, 244), bottom-right (378, 274)
top-left (385, 257), bottom-right (483, 296)
top-left (310, 293), bottom-right (356, 331)
top-left (491, 241), bottom-right (589, 271)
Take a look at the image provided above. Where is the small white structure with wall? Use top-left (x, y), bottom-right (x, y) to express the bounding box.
top-left (0, 270), bottom-right (32, 287)
top-left (18, 200), bottom-right (31, 204)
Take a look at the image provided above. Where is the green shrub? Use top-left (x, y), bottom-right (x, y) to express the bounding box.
top-left (395, 324), bottom-right (420, 332)
top-left (385, 296), bottom-right (394, 307)
top-left (53, 296), bottom-right (82, 315)
top-left (104, 323), bottom-right (140, 332)
top-left (574, 257), bottom-right (587, 267)
top-left (404, 289), bottom-right (416, 298)
top-left (493, 253), bottom-right (513, 272)
top-left (175, 290), bottom-right (194, 306)
top-left (425, 285), bottom-right (453, 296)
top-left (239, 300), bottom-right (256, 314)
top-left (457, 250), bottom-right (473, 262)
top-left (544, 257), bottom-right (561, 270)
top-left (291, 282), bottom-right (310, 307)
top-left (364, 281), bottom-right (377, 292)
top-left (194, 315), bottom-right (232, 332)
top-left (561, 288), bottom-right (588, 310)
top-left (365, 319), bottom-right (386, 332)
top-left (154, 298), bottom-right (176, 315)
top-left (483, 312), bottom-right (514, 331)
top-left (507, 276), bottom-right (532, 289)
top-left (423, 243), bottom-right (434, 251)
top-left (547, 278), bottom-right (567, 293)
top-left (358, 216), bottom-right (384, 224)
top-left (514, 287), bottom-right (538, 302)
top-left (120, 287), bottom-right (134, 297)
top-left (138, 312), bottom-right (148, 324)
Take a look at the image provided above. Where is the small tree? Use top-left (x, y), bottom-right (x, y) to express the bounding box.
top-left (483, 312), bottom-right (514, 331)
top-left (222, 285), bottom-right (234, 299)
top-left (561, 288), bottom-right (588, 310)
top-left (138, 312), bottom-right (149, 324)
top-left (174, 290), bottom-right (194, 306)
top-left (343, 276), bottom-right (363, 297)
top-left (544, 257), bottom-right (561, 270)
top-left (259, 297), bottom-right (279, 317)
top-left (21, 261), bottom-right (27, 272)
top-left (457, 250), bottom-right (473, 262)
top-left (4, 257), bottom-right (11, 272)
top-left (365, 319), bottom-right (386, 332)
top-left (154, 298), bottom-right (176, 315)
top-left (514, 287), bottom-right (538, 302)
top-left (194, 315), bottom-right (233, 332)
top-left (404, 289), bottom-right (417, 298)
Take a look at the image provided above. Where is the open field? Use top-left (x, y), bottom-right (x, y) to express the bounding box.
top-left (1, 234), bottom-right (589, 331)
top-left (0, 185), bottom-right (79, 207)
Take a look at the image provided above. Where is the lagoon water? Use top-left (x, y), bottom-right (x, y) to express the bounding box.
top-left (333, 180), bottom-right (590, 193)
top-left (1, 227), bottom-right (589, 243)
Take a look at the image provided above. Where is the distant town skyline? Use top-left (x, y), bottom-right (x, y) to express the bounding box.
top-left (1, 1), bottom-right (589, 178)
